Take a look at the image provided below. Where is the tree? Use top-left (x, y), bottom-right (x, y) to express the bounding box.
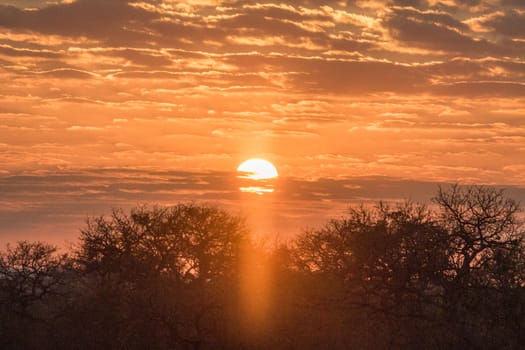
top-left (434, 184), bottom-right (524, 287)
top-left (1, 190), bottom-right (523, 350)
top-left (0, 241), bottom-right (69, 317)
top-left (74, 203), bottom-right (249, 349)
top-left (79, 204), bottom-right (248, 280)
top-left (292, 185), bottom-right (525, 349)
top-left (0, 241), bottom-right (70, 349)
top-left (433, 185), bottom-right (525, 348)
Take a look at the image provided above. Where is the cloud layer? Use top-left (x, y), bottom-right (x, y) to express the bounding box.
top-left (6, 168), bottom-right (525, 246)
top-left (1, 0), bottom-right (524, 244)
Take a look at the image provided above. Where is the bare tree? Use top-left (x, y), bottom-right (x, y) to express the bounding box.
top-left (434, 184), bottom-right (524, 287)
top-left (0, 241), bottom-right (72, 349)
top-left (0, 191), bottom-right (523, 350)
top-left (292, 186), bottom-right (525, 349)
top-left (75, 203), bottom-right (249, 350)
top-left (0, 241), bottom-right (69, 318)
top-left (433, 185), bottom-right (525, 349)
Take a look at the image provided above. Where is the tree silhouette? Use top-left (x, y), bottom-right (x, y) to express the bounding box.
top-left (433, 185), bottom-right (525, 348)
top-left (292, 186), bottom-right (525, 349)
top-left (74, 203), bottom-right (249, 349)
top-left (0, 241), bottom-right (70, 349)
top-left (0, 189), bottom-right (523, 350)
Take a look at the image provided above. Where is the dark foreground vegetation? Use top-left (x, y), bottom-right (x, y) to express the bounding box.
top-left (1, 185), bottom-right (525, 349)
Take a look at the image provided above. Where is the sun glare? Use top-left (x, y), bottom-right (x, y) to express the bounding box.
top-left (237, 158), bottom-right (278, 180)
top-left (237, 158), bottom-right (278, 195)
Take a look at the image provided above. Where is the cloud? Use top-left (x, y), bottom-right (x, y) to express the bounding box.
top-left (225, 53), bottom-right (429, 93)
top-left (37, 68), bottom-right (97, 79)
top-left (1, 0), bottom-right (525, 246)
top-left (0, 1), bottom-right (50, 9)
top-left (3, 168), bottom-right (525, 245)
top-left (383, 6), bottom-right (503, 55)
top-left (432, 81), bottom-right (525, 97)
top-left (0, 0), bottom-right (155, 42)
top-left (501, 0), bottom-right (525, 7)
top-left (102, 48), bottom-right (174, 67)
top-left (475, 10), bottom-right (525, 39)
top-left (0, 44), bottom-right (60, 58)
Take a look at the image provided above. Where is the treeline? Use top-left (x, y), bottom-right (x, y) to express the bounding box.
top-left (1, 185), bottom-right (524, 349)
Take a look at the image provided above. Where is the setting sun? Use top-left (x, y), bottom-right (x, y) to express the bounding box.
top-left (237, 159), bottom-right (279, 180)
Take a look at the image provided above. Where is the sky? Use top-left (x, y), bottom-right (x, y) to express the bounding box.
top-left (1, 0), bottom-right (525, 246)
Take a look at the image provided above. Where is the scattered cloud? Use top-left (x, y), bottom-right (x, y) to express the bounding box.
top-left (5, 168), bottom-right (525, 245)
top-left (1, 0), bottom-right (524, 244)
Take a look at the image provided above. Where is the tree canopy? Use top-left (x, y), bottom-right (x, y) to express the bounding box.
top-left (0, 186), bottom-right (524, 349)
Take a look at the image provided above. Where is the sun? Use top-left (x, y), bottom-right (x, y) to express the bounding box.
top-left (237, 158), bottom-right (278, 180)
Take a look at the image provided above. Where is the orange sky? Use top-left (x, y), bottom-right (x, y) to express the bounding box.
top-left (1, 0), bottom-right (525, 245)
